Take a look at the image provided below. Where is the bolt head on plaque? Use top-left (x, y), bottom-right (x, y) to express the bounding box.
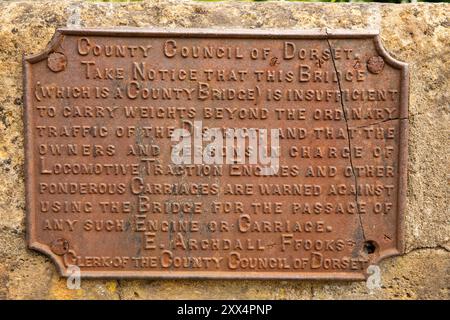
top-left (367, 56), bottom-right (385, 74)
top-left (50, 238), bottom-right (69, 256)
top-left (47, 52), bottom-right (67, 72)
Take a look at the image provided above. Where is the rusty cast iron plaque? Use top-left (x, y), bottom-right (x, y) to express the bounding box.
top-left (24, 28), bottom-right (408, 280)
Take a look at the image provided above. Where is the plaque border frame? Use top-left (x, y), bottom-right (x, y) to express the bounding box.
top-left (23, 28), bottom-right (409, 280)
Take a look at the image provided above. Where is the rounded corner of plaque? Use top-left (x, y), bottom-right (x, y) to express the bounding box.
top-left (370, 247), bottom-right (403, 266)
top-left (372, 35), bottom-right (409, 73)
top-left (28, 241), bottom-right (68, 276)
top-left (23, 29), bottom-right (66, 64)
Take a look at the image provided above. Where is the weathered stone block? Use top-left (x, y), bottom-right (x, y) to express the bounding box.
top-left (0, 0), bottom-right (448, 299)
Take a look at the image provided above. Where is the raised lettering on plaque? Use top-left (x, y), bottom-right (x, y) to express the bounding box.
top-left (24, 29), bottom-right (408, 279)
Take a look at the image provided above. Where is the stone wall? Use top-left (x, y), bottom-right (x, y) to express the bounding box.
top-left (0, 0), bottom-right (448, 299)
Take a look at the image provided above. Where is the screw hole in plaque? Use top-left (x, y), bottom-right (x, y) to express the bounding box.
top-left (363, 241), bottom-right (378, 255)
